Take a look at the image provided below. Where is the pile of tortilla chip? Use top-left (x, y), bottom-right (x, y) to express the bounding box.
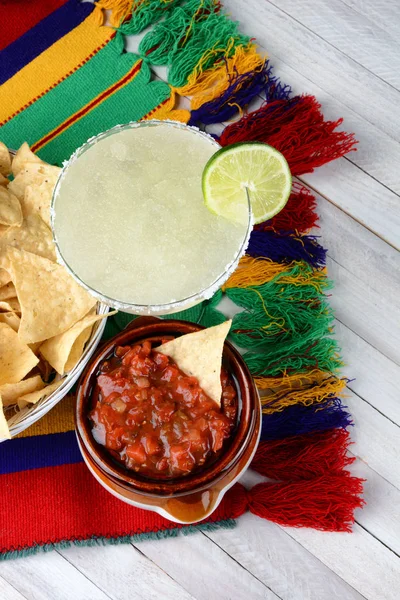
top-left (0, 142), bottom-right (114, 440)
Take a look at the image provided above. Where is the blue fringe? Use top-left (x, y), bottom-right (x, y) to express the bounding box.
top-left (247, 230), bottom-right (327, 268)
top-left (189, 60), bottom-right (291, 126)
top-left (261, 398), bottom-right (352, 441)
top-left (263, 60), bottom-right (292, 102)
top-left (0, 519), bottom-right (237, 561)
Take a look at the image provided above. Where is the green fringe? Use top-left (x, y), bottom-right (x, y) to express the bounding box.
top-left (0, 518), bottom-right (236, 561)
top-left (138, 0), bottom-right (211, 65)
top-left (201, 263), bottom-right (342, 377)
top-left (138, 0), bottom-right (250, 87)
top-left (243, 334), bottom-right (342, 377)
top-left (118, 0), bottom-right (183, 36)
top-left (227, 263), bottom-right (334, 351)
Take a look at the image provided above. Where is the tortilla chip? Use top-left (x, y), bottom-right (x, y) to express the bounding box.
top-left (22, 181), bottom-right (55, 227)
top-left (0, 142), bottom-right (11, 177)
top-left (0, 252), bottom-right (11, 273)
top-left (36, 357), bottom-right (54, 382)
top-left (0, 322), bottom-right (39, 385)
top-left (0, 311), bottom-right (20, 332)
top-left (0, 282), bottom-right (15, 300)
top-left (157, 320), bottom-right (232, 405)
top-left (28, 342), bottom-right (42, 354)
top-left (0, 375), bottom-right (44, 407)
top-left (0, 267), bottom-right (11, 287)
top-left (40, 311), bottom-right (116, 375)
top-left (0, 299), bottom-right (20, 312)
top-left (0, 395), bottom-right (11, 439)
top-left (7, 246), bottom-right (96, 343)
top-left (0, 173), bottom-right (9, 187)
top-left (17, 379), bottom-right (62, 409)
top-left (11, 142), bottom-right (44, 177)
top-left (0, 214), bottom-right (56, 261)
top-left (0, 186), bottom-right (23, 226)
top-left (8, 162), bottom-right (60, 203)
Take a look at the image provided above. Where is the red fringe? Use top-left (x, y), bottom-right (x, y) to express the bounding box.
top-left (228, 475), bottom-right (364, 532)
top-left (251, 429), bottom-right (355, 481)
top-left (219, 95), bottom-right (358, 175)
top-left (255, 183), bottom-right (318, 233)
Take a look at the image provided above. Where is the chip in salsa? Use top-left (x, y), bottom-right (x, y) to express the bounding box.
top-left (90, 337), bottom-right (237, 479)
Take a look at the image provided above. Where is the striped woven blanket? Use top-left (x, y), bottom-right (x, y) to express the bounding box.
top-left (0, 0), bottom-right (363, 559)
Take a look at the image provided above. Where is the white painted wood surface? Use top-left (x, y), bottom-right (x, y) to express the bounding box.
top-left (1, 1), bottom-right (399, 598)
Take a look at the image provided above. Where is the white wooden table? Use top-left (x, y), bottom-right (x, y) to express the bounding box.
top-left (1, 1), bottom-right (399, 598)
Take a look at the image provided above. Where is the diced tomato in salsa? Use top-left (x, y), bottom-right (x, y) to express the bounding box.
top-left (90, 340), bottom-right (237, 478)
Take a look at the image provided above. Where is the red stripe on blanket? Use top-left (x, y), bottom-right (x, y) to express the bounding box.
top-left (0, 461), bottom-right (238, 554)
top-left (0, 0), bottom-right (69, 51)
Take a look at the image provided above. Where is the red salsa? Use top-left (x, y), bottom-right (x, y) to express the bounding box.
top-left (90, 340), bottom-right (237, 478)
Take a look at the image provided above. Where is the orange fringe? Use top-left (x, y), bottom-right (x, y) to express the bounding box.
top-left (176, 44), bottom-right (265, 110)
top-left (222, 256), bottom-right (290, 290)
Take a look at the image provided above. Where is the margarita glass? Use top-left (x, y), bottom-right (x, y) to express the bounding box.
top-left (51, 121), bottom-right (251, 315)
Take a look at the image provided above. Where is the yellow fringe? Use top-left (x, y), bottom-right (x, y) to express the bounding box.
top-left (95, 0), bottom-right (133, 27)
top-left (176, 44), bottom-right (265, 110)
top-left (222, 256), bottom-right (292, 290)
top-left (222, 256), bottom-right (328, 295)
top-left (256, 370), bottom-right (347, 414)
top-left (141, 88), bottom-right (190, 123)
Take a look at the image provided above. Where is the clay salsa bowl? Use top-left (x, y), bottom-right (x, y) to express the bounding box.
top-left (75, 317), bottom-right (261, 524)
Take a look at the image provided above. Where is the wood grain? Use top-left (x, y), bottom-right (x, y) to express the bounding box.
top-left (336, 321), bottom-right (400, 425)
top-left (346, 389), bottom-right (400, 489)
top-left (204, 514), bottom-right (365, 600)
top-left (275, 0), bottom-right (400, 90)
top-left (57, 544), bottom-right (195, 600)
top-left (286, 523), bottom-right (400, 600)
top-left (135, 533), bottom-right (278, 600)
top-left (327, 258), bottom-right (400, 364)
top-left (225, 0), bottom-right (400, 142)
top-left (339, 0), bottom-right (400, 39)
top-left (350, 459), bottom-right (400, 556)
top-left (0, 551), bottom-right (111, 600)
top-left (0, 578), bottom-right (26, 600)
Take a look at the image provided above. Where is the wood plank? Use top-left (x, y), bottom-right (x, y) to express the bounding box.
top-left (0, 577), bottom-right (27, 600)
top-left (340, 0), bottom-right (400, 39)
top-left (301, 159), bottom-right (400, 248)
top-left (275, 0), bottom-right (400, 90)
top-left (225, 0), bottom-right (400, 143)
top-left (315, 192), bottom-right (400, 303)
top-left (286, 523), bottom-right (400, 600)
top-left (204, 513), bottom-right (365, 600)
top-left (350, 458), bottom-right (400, 556)
top-left (327, 257), bottom-right (400, 365)
top-left (336, 321), bottom-right (400, 426)
top-left (58, 544), bottom-right (195, 600)
top-left (237, 469), bottom-right (400, 599)
top-left (135, 531), bottom-right (279, 600)
top-left (0, 551), bottom-right (111, 600)
top-left (347, 389), bottom-right (400, 490)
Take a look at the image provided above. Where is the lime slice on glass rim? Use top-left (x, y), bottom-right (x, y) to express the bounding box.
top-left (202, 142), bottom-right (292, 225)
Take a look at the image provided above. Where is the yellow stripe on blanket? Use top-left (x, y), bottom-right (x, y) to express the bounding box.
top-left (17, 396), bottom-right (75, 438)
top-left (0, 10), bottom-right (114, 126)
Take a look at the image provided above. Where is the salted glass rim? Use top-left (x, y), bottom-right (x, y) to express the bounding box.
top-left (51, 120), bottom-right (252, 314)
